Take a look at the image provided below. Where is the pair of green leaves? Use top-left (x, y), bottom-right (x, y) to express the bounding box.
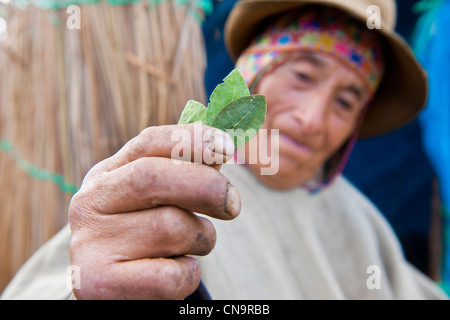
top-left (178, 69), bottom-right (267, 149)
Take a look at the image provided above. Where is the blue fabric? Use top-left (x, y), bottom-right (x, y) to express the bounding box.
top-left (412, 0), bottom-right (450, 292)
top-left (202, 0), bottom-right (236, 98)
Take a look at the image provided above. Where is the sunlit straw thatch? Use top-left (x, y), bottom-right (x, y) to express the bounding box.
top-left (0, 0), bottom-right (207, 292)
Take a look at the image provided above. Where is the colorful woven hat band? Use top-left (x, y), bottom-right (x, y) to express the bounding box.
top-left (236, 6), bottom-right (385, 97)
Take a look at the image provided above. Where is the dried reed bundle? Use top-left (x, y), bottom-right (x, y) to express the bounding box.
top-left (0, 0), bottom-right (207, 293)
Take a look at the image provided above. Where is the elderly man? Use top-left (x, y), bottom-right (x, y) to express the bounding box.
top-left (2, 0), bottom-right (448, 300)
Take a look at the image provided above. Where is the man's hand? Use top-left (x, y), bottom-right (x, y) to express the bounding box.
top-left (69, 124), bottom-right (240, 300)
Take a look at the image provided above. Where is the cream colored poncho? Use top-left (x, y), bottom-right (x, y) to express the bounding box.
top-left (1, 164), bottom-right (447, 300)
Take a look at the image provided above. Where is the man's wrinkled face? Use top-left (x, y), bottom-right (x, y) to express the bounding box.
top-left (245, 52), bottom-right (371, 190)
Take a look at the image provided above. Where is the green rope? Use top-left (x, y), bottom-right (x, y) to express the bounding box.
top-left (8, 0), bottom-right (213, 24)
top-left (35, 0), bottom-right (100, 9)
top-left (0, 139), bottom-right (79, 195)
top-left (9, 0), bottom-right (213, 18)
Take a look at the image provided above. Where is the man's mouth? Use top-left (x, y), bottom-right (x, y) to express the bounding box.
top-left (278, 132), bottom-right (314, 156)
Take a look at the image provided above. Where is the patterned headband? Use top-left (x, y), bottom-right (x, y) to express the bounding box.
top-left (236, 7), bottom-right (385, 96)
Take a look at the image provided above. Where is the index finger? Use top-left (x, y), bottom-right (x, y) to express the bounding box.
top-left (99, 124), bottom-right (235, 173)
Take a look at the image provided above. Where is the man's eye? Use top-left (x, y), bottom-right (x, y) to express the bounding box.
top-left (336, 98), bottom-right (353, 111)
top-left (296, 73), bottom-right (312, 82)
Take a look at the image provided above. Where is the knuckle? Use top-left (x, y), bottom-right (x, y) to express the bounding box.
top-left (149, 208), bottom-right (187, 246)
top-left (123, 126), bottom-right (161, 162)
top-left (68, 188), bottom-right (102, 232)
top-left (147, 208), bottom-right (216, 256)
top-left (139, 126), bottom-right (155, 136)
top-left (124, 157), bottom-right (157, 196)
top-left (127, 133), bottom-right (151, 160)
top-left (160, 263), bottom-right (184, 295)
top-left (68, 190), bottom-right (90, 225)
top-left (157, 260), bottom-right (199, 300)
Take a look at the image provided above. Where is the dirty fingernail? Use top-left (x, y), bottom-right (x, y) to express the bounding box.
top-left (225, 184), bottom-right (241, 219)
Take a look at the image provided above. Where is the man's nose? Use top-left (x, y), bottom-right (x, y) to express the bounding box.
top-left (292, 96), bottom-right (328, 135)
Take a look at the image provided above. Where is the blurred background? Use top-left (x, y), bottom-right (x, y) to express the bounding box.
top-left (1, 0), bottom-right (449, 296)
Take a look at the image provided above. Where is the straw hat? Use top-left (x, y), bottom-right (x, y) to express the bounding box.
top-left (224, 0), bottom-right (427, 138)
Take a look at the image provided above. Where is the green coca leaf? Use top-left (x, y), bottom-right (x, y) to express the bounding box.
top-left (211, 95), bottom-right (266, 149)
top-left (178, 100), bottom-right (207, 124)
top-left (177, 69), bottom-right (267, 149)
top-left (206, 69), bottom-right (250, 126)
